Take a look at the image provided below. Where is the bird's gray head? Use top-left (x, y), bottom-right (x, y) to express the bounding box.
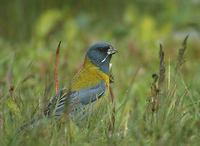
top-left (86, 42), bottom-right (117, 74)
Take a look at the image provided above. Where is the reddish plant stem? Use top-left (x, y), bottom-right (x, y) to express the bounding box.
top-left (54, 41), bottom-right (61, 94)
top-left (109, 85), bottom-right (116, 132)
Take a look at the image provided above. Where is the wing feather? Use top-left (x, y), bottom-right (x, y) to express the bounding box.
top-left (48, 80), bottom-right (106, 118)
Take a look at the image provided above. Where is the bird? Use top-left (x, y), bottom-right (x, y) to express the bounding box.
top-left (44, 42), bottom-right (117, 123)
top-left (17, 42), bottom-right (116, 132)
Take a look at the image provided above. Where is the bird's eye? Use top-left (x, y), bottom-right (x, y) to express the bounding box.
top-left (99, 47), bottom-right (105, 52)
top-left (99, 46), bottom-right (109, 52)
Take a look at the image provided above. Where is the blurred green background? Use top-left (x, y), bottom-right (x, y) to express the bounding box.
top-left (1, 0), bottom-right (200, 96)
top-left (1, 0), bottom-right (199, 85)
top-left (1, 0), bottom-right (200, 145)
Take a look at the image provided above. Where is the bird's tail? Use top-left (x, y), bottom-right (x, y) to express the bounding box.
top-left (17, 116), bottom-right (43, 133)
top-left (17, 88), bottom-right (68, 134)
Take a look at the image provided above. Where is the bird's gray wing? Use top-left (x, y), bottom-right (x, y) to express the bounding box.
top-left (54, 80), bottom-right (106, 117)
top-left (44, 88), bottom-right (68, 117)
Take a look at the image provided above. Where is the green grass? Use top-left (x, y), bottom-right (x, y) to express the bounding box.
top-left (1, 1), bottom-right (200, 145)
top-left (0, 35), bottom-right (200, 146)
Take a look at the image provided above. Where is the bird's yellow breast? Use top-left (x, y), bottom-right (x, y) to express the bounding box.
top-left (70, 57), bottom-right (110, 91)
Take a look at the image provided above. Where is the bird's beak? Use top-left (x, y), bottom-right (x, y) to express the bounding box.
top-left (107, 46), bottom-right (117, 55)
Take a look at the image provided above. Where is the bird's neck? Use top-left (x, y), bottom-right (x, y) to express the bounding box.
top-left (83, 57), bottom-right (110, 75)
